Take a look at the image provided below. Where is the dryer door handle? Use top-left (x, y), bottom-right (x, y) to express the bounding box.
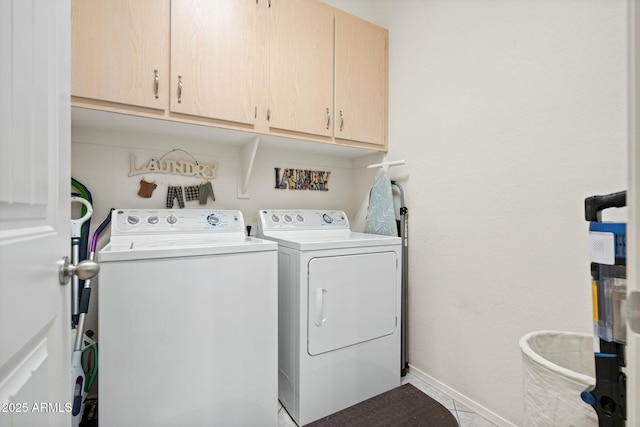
top-left (314, 288), bottom-right (327, 326)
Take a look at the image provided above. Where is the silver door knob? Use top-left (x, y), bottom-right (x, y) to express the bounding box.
top-left (58, 257), bottom-right (100, 285)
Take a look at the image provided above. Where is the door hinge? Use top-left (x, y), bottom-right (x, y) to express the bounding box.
top-left (267, 108), bottom-right (271, 122)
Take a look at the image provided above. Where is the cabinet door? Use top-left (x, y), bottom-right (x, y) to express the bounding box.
top-left (269, 0), bottom-right (334, 138)
top-left (335, 12), bottom-right (388, 148)
top-left (71, 0), bottom-right (169, 110)
top-left (171, 0), bottom-right (257, 126)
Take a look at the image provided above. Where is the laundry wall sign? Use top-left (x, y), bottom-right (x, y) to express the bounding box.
top-left (275, 168), bottom-right (330, 191)
top-left (129, 154), bottom-right (217, 180)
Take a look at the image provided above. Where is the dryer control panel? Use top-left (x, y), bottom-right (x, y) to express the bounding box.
top-left (111, 209), bottom-right (245, 235)
top-left (258, 210), bottom-right (349, 232)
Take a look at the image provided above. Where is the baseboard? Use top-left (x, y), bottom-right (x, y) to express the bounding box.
top-left (407, 364), bottom-right (517, 427)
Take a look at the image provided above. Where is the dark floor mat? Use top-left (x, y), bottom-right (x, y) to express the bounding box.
top-left (305, 383), bottom-right (459, 427)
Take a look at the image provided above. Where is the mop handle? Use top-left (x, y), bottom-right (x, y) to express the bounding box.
top-left (74, 209), bottom-right (114, 353)
top-left (90, 209), bottom-right (115, 253)
top-left (77, 208), bottom-right (114, 317)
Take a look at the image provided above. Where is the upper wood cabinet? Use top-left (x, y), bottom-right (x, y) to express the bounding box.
top-left (268, 0), bottom-right (388, 148)
top-left (335, 12), bottom-right (388, 148)
top-left (71, 0), bottom-right (170, 111)
top-left (71, 0), bottom-right (388, 152)
top-left (268, 0), bottom-right (334, 140)
top-left (170, 0), bottom-right (257, 126)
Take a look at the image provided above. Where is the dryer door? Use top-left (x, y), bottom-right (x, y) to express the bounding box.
top-left (307, 251), bottom-right (398, 356)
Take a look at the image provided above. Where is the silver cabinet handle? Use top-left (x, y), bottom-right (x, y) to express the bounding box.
top-left (178, 75), bottom-right (183, 103)
top-left (154, 70), bottom-right (159, 99)
top-left (339, 110), bottom-right (344, 132)
top-left (326, 108), bottom-right (331, 130)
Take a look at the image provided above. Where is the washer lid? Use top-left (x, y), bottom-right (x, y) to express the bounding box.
top-left (99, 235), bottom-right (276, 262)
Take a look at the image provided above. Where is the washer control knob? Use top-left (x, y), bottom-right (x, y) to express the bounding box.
top-left (322, 213), bottom-right (333, 224)
top-left (127, 215), bottom-right (140, 225)
top-left (166, 214), bottom-right (178, 225)
top-left (147, 215), bottom-right (159, 224)
top-left (207, 214), bottom-right (220, 226)
top-left (296, 214), bottom-right (304, 222)
top-left (271, 214), bottom-right (280, 223)
top-left (284, 214), bottom-right (293, 223)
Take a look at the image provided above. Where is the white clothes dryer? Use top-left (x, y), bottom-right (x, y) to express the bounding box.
top-left (98, 209), bottom-right (278, 427)
top-left (257, 209), bottom-right (402, 426)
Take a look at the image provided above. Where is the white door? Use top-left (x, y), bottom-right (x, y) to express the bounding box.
top-left (0, 0), bottom-right (71, 426)
top-left (307, 252), bottom-right (398, 356)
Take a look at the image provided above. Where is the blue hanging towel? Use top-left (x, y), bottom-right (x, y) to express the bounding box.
top-left (364, 168), bottom-right (397, 236)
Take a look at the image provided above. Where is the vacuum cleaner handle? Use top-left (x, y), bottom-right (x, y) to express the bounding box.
top-left (584, 191), bottom-right (626, 222)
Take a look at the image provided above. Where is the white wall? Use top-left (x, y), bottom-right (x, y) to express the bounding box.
top-left (331, 0), bottom-right (629, 425)
top-left (71, 125), bottom-right (358, 233)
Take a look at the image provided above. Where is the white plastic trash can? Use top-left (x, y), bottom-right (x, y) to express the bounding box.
top-left (519, 331), bottom-right (597, 427)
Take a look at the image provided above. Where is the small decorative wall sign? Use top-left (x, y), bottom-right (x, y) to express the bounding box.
top-left (128, 150), bottom-right (217, 180)
top-left (274, 167), bottom-right (330, 191)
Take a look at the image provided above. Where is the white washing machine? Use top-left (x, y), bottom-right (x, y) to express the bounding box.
top-left (98, 209), bottom-right (278, 427)
top-left (257, 209), bottom-right (402, 426)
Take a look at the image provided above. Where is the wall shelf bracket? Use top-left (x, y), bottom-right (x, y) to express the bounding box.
top-left (237, 135), bottom-right (260, 199)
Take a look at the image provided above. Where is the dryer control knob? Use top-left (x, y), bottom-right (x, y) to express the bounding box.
top-left (207, 214), bottom-right (220, 226)
top-left (296, 214), bottom-right (304, 222)
top-left (127, 215), bottom-right (140, 225)
top-left (271, 214), bottom-right (280, 223)
top-left (284, 214), bottom-right (293, 223)
top-left (148, 215), bottom-right (159, 224)
top-left (322, 213), bottom-right (333, 224)
top-left (166, 214), bottom-right (178, 224)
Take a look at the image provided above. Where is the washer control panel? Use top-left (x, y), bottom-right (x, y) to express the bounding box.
top-left (258, 209), bottom-right (349, 231)
top-left (112, 209), bottom-right (245, 235)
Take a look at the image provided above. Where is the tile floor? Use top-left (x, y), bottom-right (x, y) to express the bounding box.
top-left (277, 371), bottom-right (497, 427)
